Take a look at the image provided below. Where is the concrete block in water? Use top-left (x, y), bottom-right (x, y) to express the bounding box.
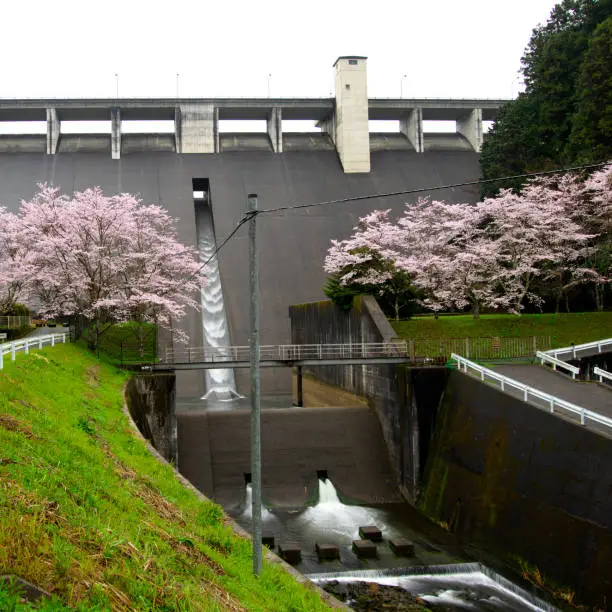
top-left (389, 539), bottom-right (415, 556)
top-left (359, 525), bottom-right (382, 542)
top-left (278, 544), bottom-right (301, 564)
top-left (316, 543), bottom-right (340, 561)
top-left (352, 539), bottom-right (378, 558)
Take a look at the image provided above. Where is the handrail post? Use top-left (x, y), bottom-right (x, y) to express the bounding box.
top-left (39, 337), bottom-right (43, 349)
top-left (11, 343), bottom-right (16, 361)
top-left (51, 335), bottom-right (55, 347)
top-left (24, 340), bottom-right (29, 355)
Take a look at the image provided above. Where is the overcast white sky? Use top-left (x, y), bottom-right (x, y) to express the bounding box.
top-left (2, 0), bottom-right (558, 100)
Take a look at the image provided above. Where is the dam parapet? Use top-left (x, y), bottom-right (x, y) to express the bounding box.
top-left (0, 57), bottom-right (505, 170)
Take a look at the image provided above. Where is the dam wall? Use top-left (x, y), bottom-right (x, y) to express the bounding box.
top-left (419, 369), bottom-right (612, 606)
top-left (176, 405), bottom-right (402, 509)
top-left (0, 149), bottom-right (480, 398)
top-left (289, 297), bottom-right (448, 501)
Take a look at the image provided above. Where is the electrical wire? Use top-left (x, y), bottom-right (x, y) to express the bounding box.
top-left (203, 161), bottom-right (609, 266)
top-left (200, 212), bottom-right (252, 269)
top-left (256, 162), bottom-right (608, 215)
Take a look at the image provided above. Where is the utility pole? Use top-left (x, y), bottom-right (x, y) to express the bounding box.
top-left (248, 193), bottom-right (262, 576)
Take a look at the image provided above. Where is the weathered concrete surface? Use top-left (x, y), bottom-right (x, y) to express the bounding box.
top-left (289, 297), bottom-right (449, 502)
top-left (177, 405), bottom-right (402, 509)
top-left (125, 374), bottom-right (176, 462)
top-left (420, 369), bottom-right (612, 607)
top-left (291, 372), bottom-right (368, 407)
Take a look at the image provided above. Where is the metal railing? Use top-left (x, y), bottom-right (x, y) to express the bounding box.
top-left (407, 336), bottom-right (550, 360)
top-left (162, 341), bottom-right (410, 364)
top-left (543, 338), bottom-right (612, 359)
top-left (594, 367), bottom-right (612, 385)
top-left (536, 351), bottom-right (580, 379)
top-left (0, 315), bottom-right (32, 329)
top-left (451, 353), bottom-right (612, 431)
top-left (0, 333), bottom-right (67, 369)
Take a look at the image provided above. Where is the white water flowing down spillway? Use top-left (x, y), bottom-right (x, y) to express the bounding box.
top-left (195, 200), bottom-right (241, 401)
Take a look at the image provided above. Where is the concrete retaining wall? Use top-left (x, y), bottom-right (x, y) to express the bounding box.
top-left (289, 296), bottom-right (448, 502)
top-left (177, 405), bottom-right (402, 510)
top-left (420, 369), bottom-right (612, 606)
top-left (125, 374), bottom-right (176, 462)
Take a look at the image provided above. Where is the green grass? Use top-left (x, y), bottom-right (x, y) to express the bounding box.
top-left (391, 312), bottom-right (612, 348)
top-left (0, 344), bottom-right (331, 611)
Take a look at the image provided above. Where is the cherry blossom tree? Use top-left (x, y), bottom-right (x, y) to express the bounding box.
top-left (324, 210), bottom-right (419, 319)
top-left (17, 185), bottom-right (205, 349)
top-left (477, 187), bottom-right (592, 314)
top-left (0, 207), bottom-right (26, 314)
top-left (389, 199), bottom-right (502, 317)
top-left (324, 166), bottom-right (608, 317)
top-left (580, 163), bottom-right (612, 310)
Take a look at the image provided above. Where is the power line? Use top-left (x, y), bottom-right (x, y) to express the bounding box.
top-left (256, 162), bottom-right (608, 215)
top-left (204, 161), bottom-right (608, 267)
top-left (200, 212), bottom-right (253, 269)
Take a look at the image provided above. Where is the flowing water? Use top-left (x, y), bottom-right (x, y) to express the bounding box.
top-left (195, 201), bottom-right (241, 401)
top-left (230, 479), bottom-right (558, 611)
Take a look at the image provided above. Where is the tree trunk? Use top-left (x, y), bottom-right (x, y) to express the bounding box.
top-left (472, 301), bottom-right (480, 320)
top-left (595, 284), bottom-right (604, 311)
top-left (394, 298), bottom-right (400, 321)
top-left (565, 294), bottom-right (571, 313)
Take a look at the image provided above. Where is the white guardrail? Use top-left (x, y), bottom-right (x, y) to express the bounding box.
top-left (451, 353), bottom-right (612, 430)
top-left (0, 333), bottom-right (67, 369)
top-left (536, 351), bottom-right (580, 379)
top-left (594, 367), bottom-right (612, 385)
top-left (543, 338), bottom-right (612, 359)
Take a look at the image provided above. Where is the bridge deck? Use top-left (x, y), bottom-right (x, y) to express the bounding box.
top-left (495, 364), bottom-right (612, 420)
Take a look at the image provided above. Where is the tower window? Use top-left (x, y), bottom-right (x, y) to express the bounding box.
top-left (345, 84), bottom-right (351, 90)
top-left (349, 59), bottom-right (358, 65)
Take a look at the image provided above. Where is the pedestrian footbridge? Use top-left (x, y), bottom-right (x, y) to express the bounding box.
top-left (146, 342), bottom-right (422, 371)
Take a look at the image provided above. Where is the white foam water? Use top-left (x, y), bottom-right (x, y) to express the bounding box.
top-left (195, 201), bottom-right (241, 402)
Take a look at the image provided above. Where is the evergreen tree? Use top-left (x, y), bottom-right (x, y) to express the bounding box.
top-left (480, 0), bottom-right (612, 197)
top-left (568, 16), bottom-right (612, 162)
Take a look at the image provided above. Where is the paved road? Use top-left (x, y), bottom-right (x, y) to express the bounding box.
top-left (494, 364), bottom-right (612, 435)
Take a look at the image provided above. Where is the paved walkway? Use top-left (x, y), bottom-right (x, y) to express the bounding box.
top-left (495, 364), bottom-right (612, 435)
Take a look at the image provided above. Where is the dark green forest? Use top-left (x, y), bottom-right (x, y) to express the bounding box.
top-left (480, 0), bottom-right (612, 196)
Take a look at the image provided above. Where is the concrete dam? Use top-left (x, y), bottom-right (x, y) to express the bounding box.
top-left (5, 56), bottom-right (579, 608)
top-left (0, 58), bottom-right (500, 397)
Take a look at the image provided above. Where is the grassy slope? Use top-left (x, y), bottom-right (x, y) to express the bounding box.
top-left (0, 344), bottom-right (331, 611)
top-left (391, 312), bottom-right (612, 347)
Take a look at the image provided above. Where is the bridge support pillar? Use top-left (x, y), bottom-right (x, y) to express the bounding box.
top-left (457, 108), bottom-right (483, 152)
top-left (267, 107), bottom-right (282, 153)
top-left (296, 366), bottom-right (303, 407)
top-left (175, 103), bottom-right (216, 153)
top-left (333, 56), bottom-right (370, 173)
top-left (111, 108), bottom-right (121, 159)
top-left (46, 108), bottom-right (60, 155)
top-left (400, 108), bottom-right (423, 153)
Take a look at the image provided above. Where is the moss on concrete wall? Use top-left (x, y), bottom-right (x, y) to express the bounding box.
top-left (420, 369), bottom-right (612, 607)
